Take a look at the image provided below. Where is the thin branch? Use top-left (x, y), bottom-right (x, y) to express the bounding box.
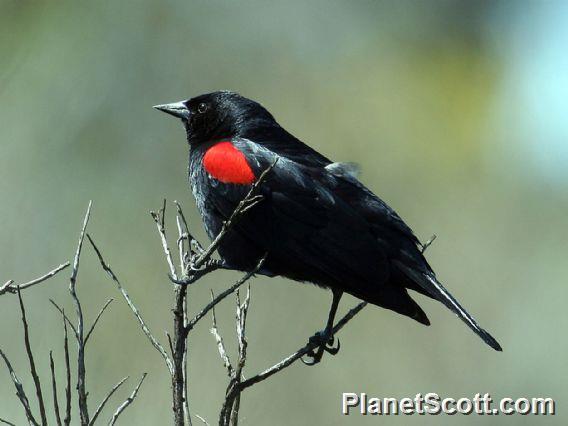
top-left (50, 351), bottom-right (63, 426)
top-left (150, 200), bottom-right (178, 280)
top-left (220, 301), bottom-right (367, 424)
top-left (420, 234), bottom-right (437, 253)
top-left (49, 299), bottom-right (79, 341)
top-left (17, 288), bottom-right (47, 426)
top-left (168, 261), bottom-right (225, 286)
top-left (0, 262), bottom-right (70, 296)
top-left (0, 418), bottom-right (16, 426)
top-left (84, 299), bottom-right (114, 346)
top-left (108, 373), bottom-right (147, 426)
top-left (87, 234), bottom-right (174, 374)
top-left (172, 284), bottom-right (189, 426)
top-left (194, 414), bottom-right (210, 426)
top-left (63, 308), bottom-right (72, 426)
top-left (0, 280), bottom-right (14, 295)
top-left (230, 287), bottom-right (251, 426)
top-left (210, 295), bottom-right (234, 378)
top-left (173, 200), bottom-right (201, 255)
top-left (192, 160), bottom-right (276, 272)
top-left (245, 301), bottom-right (366, 388)
top-left (89, 376), bottom-right (128, 426)
top-left (0, 348), bottom-right (39, 426)
top-left (186, 254), bottom-right (267, 333)
top-left (70, 201), bottom-right (92, 425)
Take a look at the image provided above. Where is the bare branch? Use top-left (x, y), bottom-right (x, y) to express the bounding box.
top-left (0, 418), bottom-right (16, 426)
top-left (229, 287), bottom-right (251, 426)
top-left (0, 280), bottom-right (14, 295)
top-left (420, 234), bottom-right (437, 253)
top-left (173, 200), bottom-right (202, 255)
top-left (168, 260), bottom-right (225, 286)
top-left (49, 299), bottom-right (79, 341)
top-left (69, 201), bottom-right (92, 425)
top-left (245, 301), bottom-right (366, 388)
top-left (194, 414), bottom-right (210, 426)
top-left (220, 301), bottom-right (367, 424)
top-left (210, 294), bottom-right (234, 378)
top-left (62, 309), bottom-right (72, 426)
top-left (150, 200), bottom-right (178, 280)
top-left (171, 284), bottom-right (189, 426)
top-left (89, 376), bottom-right (128, 426)
top-left (17, 288), bottom-right (47, 426)
top-left (108, 373), bottom-right (147, 426)
top-left (186, 254), bottom-right (267, 333)
top-left (84, 299), bottom-right (114, 346)
top-left (50, 351), bottom-right (63, 426)
top-left (0, 262), bottom-right (71, 296)
top-left (0, 348), bottom-right (39, 426)
top-left (87, 234), bottom-right (174, 374)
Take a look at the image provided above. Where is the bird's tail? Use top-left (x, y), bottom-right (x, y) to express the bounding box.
top-left (394, 261), bottom-right (502, 351)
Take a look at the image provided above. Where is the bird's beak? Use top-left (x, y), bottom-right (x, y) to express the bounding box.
top-left (153, 101), bottom-right (190, 120)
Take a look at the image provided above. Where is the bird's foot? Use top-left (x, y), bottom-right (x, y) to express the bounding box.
top-left (301, 329), bottom-right (341, 366)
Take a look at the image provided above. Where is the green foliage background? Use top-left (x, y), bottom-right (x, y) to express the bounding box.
top-left (1, 1), bottom-right (566, 424)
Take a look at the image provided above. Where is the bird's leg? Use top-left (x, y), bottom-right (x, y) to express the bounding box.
top-left (303, 289), bottom-right (343, 366)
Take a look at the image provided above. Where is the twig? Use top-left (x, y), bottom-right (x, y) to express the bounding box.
top-left (108, 373), bottom-right (147, 426)
top-left (89, 376), bottom-right (128, 426)
top-left (173, 203), bottom-right (193, 426)
top-left (0, 280), bottom-right (14, 295)
top-left (210, 294), bottom-right (234, 378)
top-left (0, 262), bottom-right (70, 296)
top-left (49, 299), bottom-right (79, 339)
top-left (172, 284), bottom-right (189, 426)
top-left (50, 351), bottom-right (63, 426)
top-left (84, 299), bottom-right (114, 345)
top-left (173, 200), bottom-right (201, 255)
top-left (70, 201), bottom-right (92, 425)
top-left (421, 234), bottom-right (437, 253)
top-left (219, 301), bottom-right (367, 424)
top-left (0, 348), bottom-right (39, 426)
top-left (87, 234), bottom-right (174, 375)
top-left (194, 414), bottom-right (210, 426)
top-left (17, 288), bottom-right (48, 426)
top-left (62, 309), bottom-right (72, 426)
top-left (186, 254), bottom-right (267, 333)
top-left (229, 287), bottom-right (251, 426)
top-left (150, 200), bottom-right (178, 280)
top-left (0, 418), bottom-right (16, 426)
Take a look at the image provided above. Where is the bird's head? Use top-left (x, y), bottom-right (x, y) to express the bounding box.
top-left (154, 91), bottom-right (277, 145)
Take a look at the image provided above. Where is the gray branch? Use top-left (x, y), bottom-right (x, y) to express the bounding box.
top-left (17, 289), bottom-right (47, 426)
top-left (69, 201), bottom-right (92, 425)
top-left (89, 376), bottom-right (128, 426)
top-left (50, 351), bottom-right (63, 426)
top-left (108, 373), bottom-right (147, 426)
top-left (0, 348), bottom-right (39, 426)
top-left (219, 301), bottom-right (368, 425)
top-left (87, 234), bottom-right (174, 375)
top-left (0, 262), bottom-right (70, 296)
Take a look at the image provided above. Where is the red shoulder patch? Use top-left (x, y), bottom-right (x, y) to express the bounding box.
top-left (203, 141), bottom-right (255, 185)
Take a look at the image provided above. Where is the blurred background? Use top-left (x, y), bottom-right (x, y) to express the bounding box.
top-left (1, 0), bottom-right (566, 424)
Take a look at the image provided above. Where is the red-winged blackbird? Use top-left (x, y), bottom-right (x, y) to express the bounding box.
top-left (154, 91), bottom-right (502, 362)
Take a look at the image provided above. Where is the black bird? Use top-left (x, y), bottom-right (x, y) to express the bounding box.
top-left (154, 91), bottom-right (502, 362)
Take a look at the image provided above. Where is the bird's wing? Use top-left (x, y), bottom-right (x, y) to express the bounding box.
top-left (242, 125), bottom-right (332, 168)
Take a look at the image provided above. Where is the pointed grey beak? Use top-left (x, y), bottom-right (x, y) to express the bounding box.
top-left (153, 101), bottom-right (190, 120)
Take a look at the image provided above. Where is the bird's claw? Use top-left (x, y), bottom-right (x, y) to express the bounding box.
top-left (301, 330), bottom-right (340, 366)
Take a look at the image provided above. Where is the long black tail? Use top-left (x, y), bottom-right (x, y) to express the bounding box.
top-left (394, 261), bottom-right (502, 351)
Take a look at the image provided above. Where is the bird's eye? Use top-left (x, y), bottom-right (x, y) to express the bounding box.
top-left (198, 103), bottom-right (208, 113)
